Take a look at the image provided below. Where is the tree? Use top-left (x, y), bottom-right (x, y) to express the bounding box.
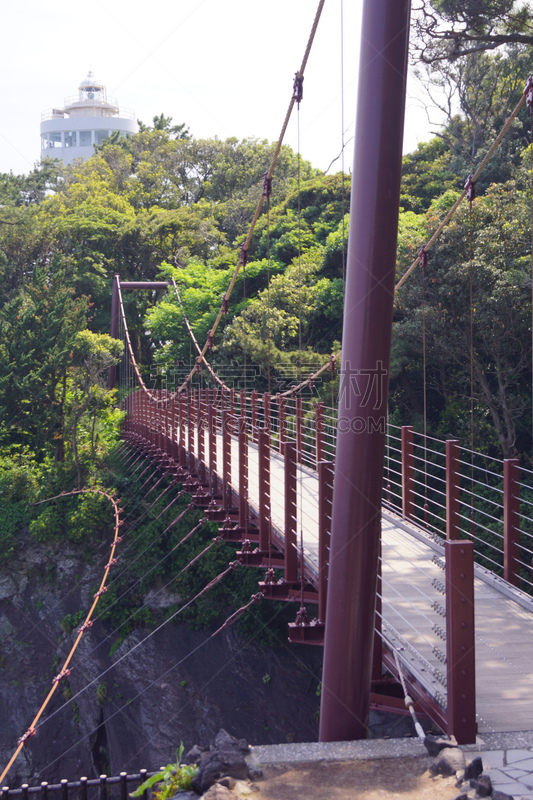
top-left (137, 114), bottom-right (190, 139)
top-left (393, 177), bottom-right (533, 458)
top-left (412, 0), bottom-right (533, 63)
top-left (69, 331), bottom-right (123, 488)
top-left (0, 261), bottom-right (88, 459)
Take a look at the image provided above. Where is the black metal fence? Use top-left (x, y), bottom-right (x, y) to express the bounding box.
top-left (1, 772), bottom-right (155, 800)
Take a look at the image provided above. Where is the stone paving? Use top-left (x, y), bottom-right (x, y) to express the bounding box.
top-left (471, 747), bottom-right (533, 798)
top-left (253, 732), bottom-right (533, 798)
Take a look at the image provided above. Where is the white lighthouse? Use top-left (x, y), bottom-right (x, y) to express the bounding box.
top-left (40, 71), bottom-right (136, 166)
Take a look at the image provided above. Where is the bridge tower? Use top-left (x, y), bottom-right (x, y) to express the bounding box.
top-left (319, 0), bottom-right (411, 741)
top-left (40, 70), bottom-right (136, 166)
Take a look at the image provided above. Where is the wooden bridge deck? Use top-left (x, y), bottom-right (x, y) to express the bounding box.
top-left (217, 431), bottom-right (533, 734)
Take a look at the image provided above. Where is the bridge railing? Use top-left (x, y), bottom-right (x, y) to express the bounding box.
top-left (384, 424), bottom-right (533, 595)
top-left (123, 389), bottom-right (483, 741)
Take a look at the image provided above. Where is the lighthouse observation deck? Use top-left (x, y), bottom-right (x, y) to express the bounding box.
top-left (40, 70), bottom-right (136, 165)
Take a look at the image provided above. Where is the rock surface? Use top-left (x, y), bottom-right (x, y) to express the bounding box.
top-left (189, 729), bottom-right (258, 794)
top-left (0, 534), bottom-right (322, 787)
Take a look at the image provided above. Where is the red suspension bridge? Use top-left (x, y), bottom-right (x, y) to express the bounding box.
top-left (6, 0), bottom-right (533, 788)
top-left (107, 0), bottom-right (533, 751)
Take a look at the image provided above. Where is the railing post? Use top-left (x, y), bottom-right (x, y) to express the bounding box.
top-left (170, 395), bottom-right (176, 463)
top-left (445, 539), bottom-right (476, 743)
top-left (446, 440), bottom-right (461, 540)
top-left (198, 394), bottom-right (206, 485)
top-left (318, 460), bottom-right (334, 623)
top-left (229, 387), bottom-right (235, 435)
top-left (120, 773), bottom-right (128, 800)
top-left (187, 389), bottom-right (195, 472)
top-left (222, 408), bottom-right (231, 511)
top-left (179, 393), bottom-right (187, 470)
top-left (263, 392), bottom-right (271, 433)
top-left (284, 441), bottom-right (298, 582)
top-left (315, 402), bottom-right (325, 468)
top-left (401, 425), bottom-right (414, 519)
top-left (208, 403), bottom-right (217, 496)
top-left (258, 428), bottom-right (271, 552)
top-left (80, 777), bottom-right (88, 800)
top-left (278, 394), bottom-right (286, 454)
top-left (296, 397), bottom-right (303, 464)
top-left (504, 458), bottom-right (520, 587)
top-left (238, 417), bottom-right (248, 532)
top-left (99, 775), bottom-right (108, 800)
top-left (251, 389), bottom-right (258, 442)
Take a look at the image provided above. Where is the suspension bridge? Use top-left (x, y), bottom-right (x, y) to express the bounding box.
top-left (5, 0), bottom-right (533, 790)
top-left (106, 0), bottom-right (533, 752)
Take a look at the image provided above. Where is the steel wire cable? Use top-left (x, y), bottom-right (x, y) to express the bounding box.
top-left (37, 589), bottom-right (322, 779)
top-left (5, 468), bottom-right (196, 781)
top-left (0, 488), bottom-right (122, 785)
top-left (10, 557), bottom-right (240, 774)
top-left (114, 1), bottom-right (326, 403)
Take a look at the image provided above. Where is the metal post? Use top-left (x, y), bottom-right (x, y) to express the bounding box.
top-left (318, 460), bottom-right (334, 623)
top-left (179, 394), bottom-right (187, 470)
top-left (320, 0), bottom-right (411, 742)
top-left (296, 397), bottom-right (304, 464)
top-left (258, 428), bottom-right (271, 552)
top-left (263, 392), bottom-right (271, 433)
top-left (198, 394), bottom-right (206, 485)
top-left (315, 402), bottom-right (325, 468)
top-left (278, 395), bottom-right (286, 454)
top-left (238, 417), bottom-right (248, 532)
top-left (251, 389), bottom-right (258, 442)
top-left (445, 539), bottom-right (476, 743)
top-left (284, 441), bottom-right (298, 582)
top-left (401, 425), bottom-right (414, 519)
top-left (108, 274), bottom-right (120, 389)
top-left (208, 404), bottom-right (217, 495)
top-left (504, 458), bottom-right (520, 587)
top-left (222, 408), bottom-right (231, 510)
top-left (229, 387), bottom-right (235, 435)
top-left (446, 440), bottom-right (461, 540)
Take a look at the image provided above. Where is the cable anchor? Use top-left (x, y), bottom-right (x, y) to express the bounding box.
top-left (93, 587), bottom-right (108, 599)
top-left (78, 620), bottom-right (94, 633)
top-left (294, 606), bottom-right (310, 626)
top-left (293, 72), bottom-right (304, 104)
top-left (262, 172), bottom-right (272, 198)
top-left (52, 668), bottom-right (71, 684)
top-left (18, 728), bottom-right (37, 746)
top-left (524, 75), bottom-right (533, 113)
top-left (464, 174), bottom-right (476, 205)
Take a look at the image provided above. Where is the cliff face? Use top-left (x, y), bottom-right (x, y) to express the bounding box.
top-left (0, 531), bottom-right (322, 788)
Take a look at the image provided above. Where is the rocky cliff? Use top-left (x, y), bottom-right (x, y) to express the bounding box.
top-left (0, 530), bottom-right (322, 788)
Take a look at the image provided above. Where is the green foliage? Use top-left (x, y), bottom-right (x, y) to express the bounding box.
top-left (96, 683), bottom-right (108, 705)
top-left (131, 743), bottom-right (198, 798)
top-left (59, 610), bottom-right (85, 636)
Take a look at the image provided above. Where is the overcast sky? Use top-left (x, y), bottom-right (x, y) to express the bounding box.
top-left (0, 0), bottom-right (441, 177)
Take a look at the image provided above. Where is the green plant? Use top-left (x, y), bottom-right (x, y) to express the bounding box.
top-left (131, 743), bottom-right (198, 798)
top-left (262, 673), bottom-right (271, 684)
top-left (96, 682), bottom-right (108, 705)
